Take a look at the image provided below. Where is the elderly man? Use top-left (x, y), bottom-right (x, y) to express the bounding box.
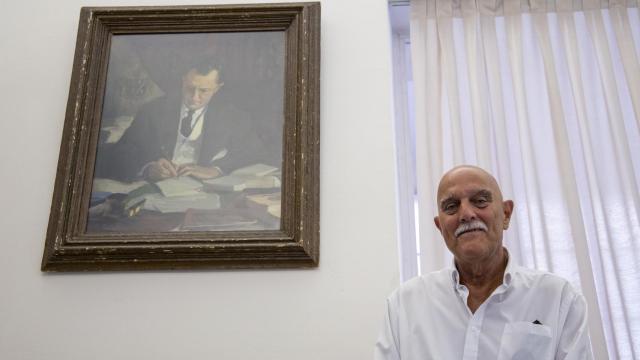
top-left (375, 165), bottom-right (592, 359)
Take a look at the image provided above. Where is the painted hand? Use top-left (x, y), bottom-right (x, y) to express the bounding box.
top-left (176, 164), bottom-right (222, 179)
top-left (144, 158), bottom-right (178, 181)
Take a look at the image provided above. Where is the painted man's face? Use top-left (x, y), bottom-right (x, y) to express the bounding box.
top-left (181, 69), bottom-right (223, 110)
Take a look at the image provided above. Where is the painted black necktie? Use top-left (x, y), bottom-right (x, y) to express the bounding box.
top-left (180, 109), bottom-right (195, 137)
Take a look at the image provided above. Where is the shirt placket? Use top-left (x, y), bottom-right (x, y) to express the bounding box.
top-left (457, 285), bottom-right (488, 360)
top-left (174, 108), bottom-right (205, 164)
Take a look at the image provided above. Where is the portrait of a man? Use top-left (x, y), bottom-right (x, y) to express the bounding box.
top-left (87, 32), bottom-right (285, 234)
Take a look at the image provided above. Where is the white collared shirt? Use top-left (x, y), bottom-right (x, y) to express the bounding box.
top-left (172, 105), bottom-right (206, 165)
top-left (374, 256), bottom-right (593, 360)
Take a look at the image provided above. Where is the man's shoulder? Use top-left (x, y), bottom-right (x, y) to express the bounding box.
top-left (204, 97), bottom-right (247, 120)
top-left (514, 265), bottom-right (570, 283)
top-left (389, 268), bottom-right (453, 300)
top-left (512, 265), bottom-right (580, 297)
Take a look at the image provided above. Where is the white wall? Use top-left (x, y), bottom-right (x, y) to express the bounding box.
top-left (0, 0), bottom-right (400, 359)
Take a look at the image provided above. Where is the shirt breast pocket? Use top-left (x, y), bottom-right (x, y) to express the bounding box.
top-left (497, 321), bottom-right (553, 360)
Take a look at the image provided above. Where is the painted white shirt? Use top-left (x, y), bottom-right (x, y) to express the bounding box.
top-left (374, 256), bottom-right (592, 360)
top-left (172, 105), bottom-right (206, 165)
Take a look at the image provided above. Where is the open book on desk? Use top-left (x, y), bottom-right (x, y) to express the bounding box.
top-left (92, 178), bottom-right (147, 194)
top-left (93, 176), bottom-right (204, 197)
top-left (90, 177), bottom-right (218, 215)
top-left (154, 176), bottom-right (204, 197)
top-left (123, 178), bottom-right (219, 214)
top-left (134, 192), bottom-right (220, 213)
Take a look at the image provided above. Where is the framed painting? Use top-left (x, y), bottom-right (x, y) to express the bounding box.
top-left (41, 3), bottom-right (320, 271)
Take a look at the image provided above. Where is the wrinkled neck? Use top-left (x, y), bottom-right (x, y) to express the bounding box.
top-left (456, 248), bottom-right (508, 312)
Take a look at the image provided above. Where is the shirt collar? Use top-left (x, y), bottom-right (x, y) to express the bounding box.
top-left (449, 247), bottom-right (517, 289)
top-left (181, 104), bottom-right (207, 118)
top-left (502, 249), bottom-right (515, 287)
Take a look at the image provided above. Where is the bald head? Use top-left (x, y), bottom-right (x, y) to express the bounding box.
top-left (437, 165), bottom-right (504, 205)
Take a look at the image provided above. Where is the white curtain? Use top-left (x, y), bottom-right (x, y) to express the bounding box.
top-left (408, 0), bottom-right (640, 358)
top-left (392, 31), bottom-right (421, 279)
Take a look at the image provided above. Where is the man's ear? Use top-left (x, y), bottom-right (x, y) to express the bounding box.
top-left (434, 216), bottom-right (441, 231)
top-left (502, 200), bottom-right (514, 229)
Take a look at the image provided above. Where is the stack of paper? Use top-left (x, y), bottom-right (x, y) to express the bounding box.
top-left (203, 164), bottom-right (281, 192)
top-left (246, 192), bottom-right (281, 229)
top-left (127, 192), bottom-right (221, 214)
top-left (231, 163), bottom-right (279, 177)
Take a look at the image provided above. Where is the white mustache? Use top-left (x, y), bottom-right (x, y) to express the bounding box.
top-left (455, 220), bottom-right (488, 237)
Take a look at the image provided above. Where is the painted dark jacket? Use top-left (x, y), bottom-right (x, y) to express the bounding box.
top-left (96, 95), bottom-right (277, 182)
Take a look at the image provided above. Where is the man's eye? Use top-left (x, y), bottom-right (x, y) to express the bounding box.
top-left (475, 198), bottom-right (488, 207)
top-left (443, 203), bottom-right (457, 212)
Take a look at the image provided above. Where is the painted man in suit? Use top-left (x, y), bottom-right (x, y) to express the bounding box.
top-left (98, 61), bottom-right (269, 182)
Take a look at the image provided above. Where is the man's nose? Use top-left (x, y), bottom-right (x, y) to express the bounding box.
top-left (459, 201), bottom-right (477, 222)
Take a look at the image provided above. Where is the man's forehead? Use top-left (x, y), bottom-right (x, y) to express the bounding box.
top-left (436, 166), bottom-right (501, 201)
top-left (438, 187), bottom-right (493, 203)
